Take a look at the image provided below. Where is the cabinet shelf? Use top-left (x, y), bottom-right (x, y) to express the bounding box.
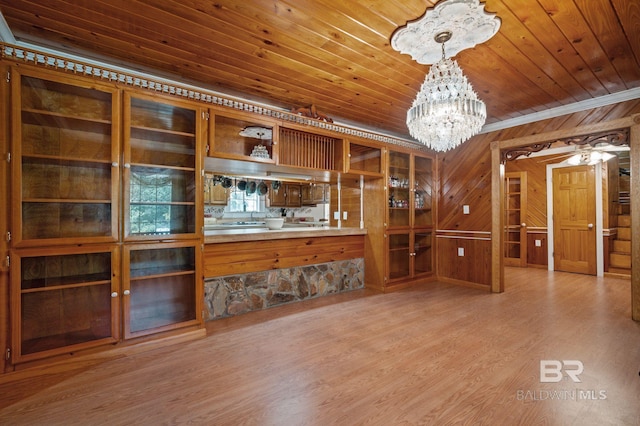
top-left (22, 154), bottom-right (113, 166)
top-left (389, 247), bottom-right (410, 252)
top-left (21, 278), bottom-right (111, 293)
top-left (130, 201), bottom-right (195, 206)
top-left (23, 198), bottom-right (112, 203)
top-left (130, 124), bottom-right (195, 138)
top-left (130, 266), bottom-right (195, 280)
top-left (22, 108), bottom-right (112, 128)
top-left (130, 163), bottom-right (196, 173)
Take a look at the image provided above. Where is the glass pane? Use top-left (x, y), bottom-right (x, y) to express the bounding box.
top-left (349, 143), bottom-right (381, 173)
top-left (414, 232), bottom-right (432, 275)
top-left (504, 242), bottom-right (520, 259)
top-left (23, 202), bottom-right (112, 239)
top-left (389, 233), bottom-right (410, 280)
top-left (129, 246), bottom-right (196, 333)
top-left (507, 178), bottom-right (521, 193)
top-left (388, 151), bottom-right (411, 228)
top-left (21, 284), bottom-right (112, 355)
top-left (414, 156), bottom-right (433, 227)
top-left (129, 274), bottom-right (196, 333)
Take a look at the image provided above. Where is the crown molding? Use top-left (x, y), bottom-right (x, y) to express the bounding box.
top-left (480, 88), bottom-right (640, 134)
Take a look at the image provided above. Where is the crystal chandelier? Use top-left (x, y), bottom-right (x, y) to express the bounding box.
top-left (407, 31), bottom-right (486, 151)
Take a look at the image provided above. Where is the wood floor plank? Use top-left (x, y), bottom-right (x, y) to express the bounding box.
top-left (0, 267), bottom-right (639, 425)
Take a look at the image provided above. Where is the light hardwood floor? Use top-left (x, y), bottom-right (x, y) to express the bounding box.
top-left (1, 267), bottom-right (639, 425)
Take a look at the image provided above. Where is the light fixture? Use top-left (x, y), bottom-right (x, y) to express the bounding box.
top-left (406, 30), bottom-right (486, 151)
top-left (391, 0), bottom-right (501, 151)
top-left (567, 151), bottom-right (615, 165)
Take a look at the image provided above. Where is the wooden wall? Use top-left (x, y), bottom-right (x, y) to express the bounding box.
top-left (436, 99), bottom-right (640, 287)
top-left (0, 63), bottom-right (8, 373)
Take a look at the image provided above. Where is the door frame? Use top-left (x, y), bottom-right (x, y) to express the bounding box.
top-left (546, 162), bottom-right (603, 276)
top-left (489, 114), bottom-right (639, 321)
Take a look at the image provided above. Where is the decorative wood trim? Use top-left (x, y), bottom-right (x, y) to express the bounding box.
top-left (631, 123), bottom-right (640, 321)
top-left (501, 129), bottom-right (629, 163)
top-left (501, 142), bottom-right (553, 163)
top-left (560, 128), bottom-right (629, 148)
top-left (496, 116), bottom-right (639, 151)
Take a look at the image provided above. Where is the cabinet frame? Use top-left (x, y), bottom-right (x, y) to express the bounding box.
top-left (10, 67), bottom-right (122, 248)
top-left (10, 244), bottom-right (121, 364)
top-left (208, 109), bottom-right (279, 164)
top-left (122, 91), bottom-right (205, 241)
top-left (122, 240), bottom-right (202, 340)
top-left (384, 149), bottom-right (435, 288)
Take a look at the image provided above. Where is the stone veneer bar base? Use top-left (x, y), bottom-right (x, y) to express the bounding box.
top-left (204, 258), bottom-right (365, 320)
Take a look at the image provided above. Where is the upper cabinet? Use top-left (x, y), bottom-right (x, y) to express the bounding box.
top-left (345, 141), bottom-right (383, 176)
top-left (123, 94), bottom-right (202, 240)
top-left (209, 111), bottom-right (277, 163)
top-left (12, 70), bottom-right (121, 247)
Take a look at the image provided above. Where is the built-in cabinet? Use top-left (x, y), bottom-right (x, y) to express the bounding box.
top-left (269, 183), bottom-right (302, 207)
top-left (9, 68), bottom-right (203, 364)
top-left (301, 183), bottom-right (329, 205)
top-left (385, 150), bottom-right (434, 288)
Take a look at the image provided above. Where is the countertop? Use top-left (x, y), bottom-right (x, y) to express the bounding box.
top-left (204, 226), bottom-right (367, 243)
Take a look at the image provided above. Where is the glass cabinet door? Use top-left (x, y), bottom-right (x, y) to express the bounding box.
top-left (504, 172), bottom-right (527, 267)
top-left (11, 245), bottom-right (119, 363)
top-left (14, 72), bottom-right (119, 246)
top-left (124, 95), bottom-right (199, 240)
top-left (413, 155), bottom-right (433, 228)
top-left (413, 231), bottom-right (433, 276)
top-left (388, 232), bottom-right (411, 281)
top-left (388, 151), bottom-right (411, 227)
top-left (123, 242), bottom-right (199, 339)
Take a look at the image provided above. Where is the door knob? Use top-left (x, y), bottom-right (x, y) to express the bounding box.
top-left (521, 223), bottom-right (526, 227)
top-left (588, 223), bottom-right (594, 229)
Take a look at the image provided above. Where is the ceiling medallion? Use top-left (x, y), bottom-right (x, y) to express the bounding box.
top-left (391, 0), bottom-right (501, 65)
top-left (391, 0), bottom-right (500, 151)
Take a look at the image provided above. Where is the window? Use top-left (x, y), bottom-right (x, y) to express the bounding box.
top-left (228, 189), bottom-right (260, 213)
top-left (130, 172), bottom-right (172, 234)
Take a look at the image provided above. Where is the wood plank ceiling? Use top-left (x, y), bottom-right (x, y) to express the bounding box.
top-left (0, 0), bottom-right (638, 140)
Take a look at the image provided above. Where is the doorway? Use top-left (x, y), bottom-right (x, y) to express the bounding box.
top-left (550, 164), bottom-right (598, 275)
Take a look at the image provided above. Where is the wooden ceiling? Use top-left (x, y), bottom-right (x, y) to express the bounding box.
top-left (0, 0), bottom-right (638, 140)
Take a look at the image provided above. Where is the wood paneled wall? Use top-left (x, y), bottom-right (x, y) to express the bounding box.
top-left (204, 235), bottom-right (364, 278)
top-left (437, 99), bottom-right (640, 287)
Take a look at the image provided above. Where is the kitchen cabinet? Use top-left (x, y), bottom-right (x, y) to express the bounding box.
top-left (204, 173), bottom-right (228, 205)
top-left (9, 68), bottom-right (203, 364)
top-left (301, 183), bottom-right (329, 205)
top-left (385, 150), bottom-right (434, 287)
top-left (269, 183), bottom-right (302, 207)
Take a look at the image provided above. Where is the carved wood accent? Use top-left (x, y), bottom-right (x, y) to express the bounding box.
top-left (501, 128), bottom-right (629, 163)
top-left (501, 142), bottom-right (553, 163)
top-left (291, 104), bottom-right (333, 123)
top-left (558, 128), bottom-right (629, 148)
